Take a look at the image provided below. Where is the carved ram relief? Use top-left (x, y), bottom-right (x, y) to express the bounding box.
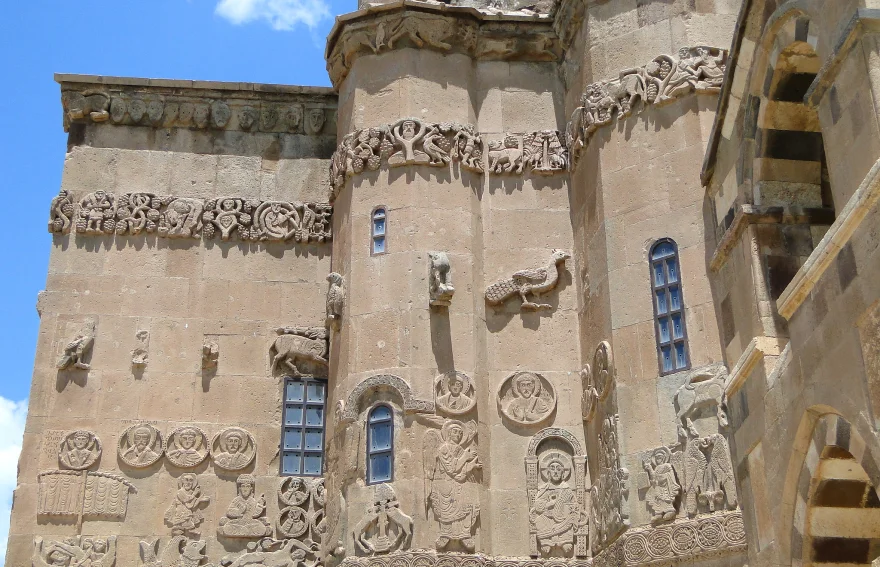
top-left (48, 189), bottom-right (332, 242)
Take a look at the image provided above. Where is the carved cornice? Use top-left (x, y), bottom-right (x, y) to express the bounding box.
top-left (56, 74), bottom-right (337, 135)
top-left (565, 46), bottom-right (728, 169)
top-left (325, 1), bottom-right (562, 90)
top-left (330, 118), bottom-right (568, 197)
top-left (337, 512), bottom-right (746, 567)
top-left (47, 190), bottom-right (333, 243)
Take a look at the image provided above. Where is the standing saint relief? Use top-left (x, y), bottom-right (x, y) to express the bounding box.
top-left (423, 419), bottom-right (481, 552)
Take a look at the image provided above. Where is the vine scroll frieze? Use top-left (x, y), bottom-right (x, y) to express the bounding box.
top-left (48, 189), bottom-right (332, 243)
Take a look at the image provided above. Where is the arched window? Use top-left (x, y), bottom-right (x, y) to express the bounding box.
top-left (371, 206), bottom-right (387, 255)
top-left (367, 405), bottom-right (393, 484)
top-left (650, 239), bottom-right (689, 375)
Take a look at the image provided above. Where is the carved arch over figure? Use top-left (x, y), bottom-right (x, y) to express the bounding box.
top-left (786, 412), bottom-right (880, 567)
top-left (341, 374), bottom-right (434, 422)
top-left (526, 427), bottom-right (584, 457)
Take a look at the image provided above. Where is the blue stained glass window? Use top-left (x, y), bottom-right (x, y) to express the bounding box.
top-left (650, 239), bottom-right (690, 375)
top-left (367, 405), bottom-right (394, 484)
top-left (281, 377), bottom-right (326, 476)
top-left (372, 207), bottom-right (387, 255)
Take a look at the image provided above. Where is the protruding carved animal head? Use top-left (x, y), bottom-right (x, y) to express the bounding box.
top-left (551, 249), bottom-right (571, 263)
top-left (327, 272), bottom-right (344, 285)
top-left (180, 539), bottom-right (208, 564)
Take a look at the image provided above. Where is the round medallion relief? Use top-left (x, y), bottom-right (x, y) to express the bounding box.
top-left (497, 371), bottom-right (556, 425)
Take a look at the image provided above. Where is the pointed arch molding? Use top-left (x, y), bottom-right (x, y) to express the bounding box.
top-left (789, 413), bottom-right (880, 565)
top-left (341, 374), bottom-right (434, 422)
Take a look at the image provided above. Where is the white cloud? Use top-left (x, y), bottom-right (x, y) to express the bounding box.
top-left (0, 397), bottom-right (27, 565)
top-left (215, 0), bottom-right (330, 30)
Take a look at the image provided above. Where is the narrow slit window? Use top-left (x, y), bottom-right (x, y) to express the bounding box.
top-left (281, 377), bottom-right (326, 476)
top-left (367, 405), bottom-right (393, 484)
top-left (650, 239), bottom-right (690, 375)
top-left (372, 207), bottom-right (387, 255)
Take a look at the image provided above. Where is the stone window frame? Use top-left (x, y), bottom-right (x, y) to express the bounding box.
top-left (366, 403), bottom-right (394, 485)
top-left (280, 376), bottom-right (327, 477)
top-left (649, 238), bottom-right (691, 376)
top-left (371, 205), bottom-right (388, 256)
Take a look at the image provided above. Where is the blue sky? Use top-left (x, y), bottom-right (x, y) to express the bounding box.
top-left (0, 0), bottom-right (349, 560)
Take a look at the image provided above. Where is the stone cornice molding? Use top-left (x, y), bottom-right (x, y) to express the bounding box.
top-left (325, 1), bottom-right (562, 90)
top-left (566, 46), bottom-right (728, 169)
top-left (47, 189), bottom-right (333, 243)
top-left (336, 510), bottom-right (746, 567)
top-left (330, 117), bottom-right (568, 197)
top-left (724, 335), bottom-right (788, 398)
top-left (56, 74), bottom-right (338, 135)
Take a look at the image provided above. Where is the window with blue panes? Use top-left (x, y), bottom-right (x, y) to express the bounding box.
top-left (366, 405), bottom-right (393, 484)
top-left (372, 207), bottom-right (387, 255)
top-left (650, 239), bottom-right (690, 375)
top-left (281, 377), bottom-right (326, 476)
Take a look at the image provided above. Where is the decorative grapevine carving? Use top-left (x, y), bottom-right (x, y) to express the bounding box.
top-left (487, 131), bottom-right (568, 175)
top-left (118, 423), bottom-right (164, 468)
top-left (47, 191), bottom-right (332, 243)
top-left (525, 428), bottom-right (588, 558)
top-left (34, 535), bottom-right (116, 567)
top-left (592, 414), bottom-right (630, 551)
top-left (485, 250), bottom-right (570, 311)
top-left (329, 118), bottom-right (483, 195)
top-left (566, 46), bottom-right (728, 167)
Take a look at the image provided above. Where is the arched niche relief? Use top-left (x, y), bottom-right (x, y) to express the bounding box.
top-left (745, 13), bottom-right (835, 300)
top-left (340, 374), bottom-right (435, 423)
top-left (524, 428), bottom-right (588, 559)
top-left (789, 413), bottom-right (880, 567)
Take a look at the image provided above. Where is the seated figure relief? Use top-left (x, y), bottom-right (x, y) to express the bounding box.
top-left (530, 451), bottom-right (584, 556)
top-left (219, 474), bottom-right (273, 538)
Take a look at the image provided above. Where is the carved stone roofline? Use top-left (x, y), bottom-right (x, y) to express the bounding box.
top-left (55, 73), bottom-right (336, 96)
top-left (325, 1), bottom-right (562, 90)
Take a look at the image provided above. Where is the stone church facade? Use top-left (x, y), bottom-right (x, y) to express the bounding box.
top-left (9, 0), bottom-right (880, 566)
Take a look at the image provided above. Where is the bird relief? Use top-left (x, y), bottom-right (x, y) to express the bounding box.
top-left (485, 250), bottom-right (570, 311)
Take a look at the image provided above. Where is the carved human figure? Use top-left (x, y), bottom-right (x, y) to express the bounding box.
top-left (388, 119), bottom-right (429, 166)
top-left (693, 47), bottom-right (725, 88)
top-left (59, 430), bottom-right (101, 470)
top-left (164, 473), bottom-right (210, 535)
top-left (48, 189), bottom-right (74, 234)
top-left (119, 423), bottom-right (164, 468)
top-left (166, 426), bottom-right (209, 468)
top-left (435, 372), bottom-right (475, 415)
top-left (503, 372), bottom-right (553, 424)
top-left (530, 452), bottom-right (581, 555)
top-left (160, 198), bottom-right (204, 238)
top-left (33, 535), bottom-right (116, 567)
top-left (427, 420), bottom-right (481, 551)
top-left (308, 108), bottom-right (326, 134)
top-left (57, 319), bottom-right (96, 371)
top-left (219, 474), bottom-right (273, 538)
top-left (212, 427), bottom-right (256, 470)
top-left (78, 190), bottom-right (115, 234)
top-left (643, 447), bottom-right (680, 523)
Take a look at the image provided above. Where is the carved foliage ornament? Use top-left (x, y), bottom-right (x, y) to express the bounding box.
top-left (498, 372), bottom-right (556, 425)
top-left (592, 414), bottom-right (631, 550)
top-left (48, 189), bottom-right (332, 242)
top-left (487, 131), bottom-right (568, 175)
top-left (62, 88), bottom-right (333, 135)
top-left (566, 46), bottom-right (727, 167)
top-left (34, 535), bottom-right (117, 567)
